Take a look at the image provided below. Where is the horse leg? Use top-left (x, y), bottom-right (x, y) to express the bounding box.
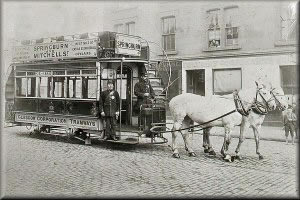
top-left (203, 127), bottom-right (216, 155)
top-left (234, 118), bottom-right (249, 160)
top-left (221, 125), bottom-right (233, 162)
top-left (203, 128), bottom-right (208, 153)
top-left (171, 121), bottom-right (182, 158)
top-left (252, 125), bottom-right (264, 160)
top-left (181, 118), bottom-right (196, 157)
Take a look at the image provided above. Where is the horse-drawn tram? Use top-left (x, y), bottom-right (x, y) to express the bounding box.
top-left (7, 31), bottom-right (168, 145)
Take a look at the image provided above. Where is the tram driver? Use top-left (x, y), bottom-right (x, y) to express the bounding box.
top-left (99, 80), bottom-right (120, 141)
top-left (134, 72), bottom-right (155, 136)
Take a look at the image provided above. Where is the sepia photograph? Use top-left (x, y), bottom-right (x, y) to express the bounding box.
top-left (0, 0), bottom-right (298, 198)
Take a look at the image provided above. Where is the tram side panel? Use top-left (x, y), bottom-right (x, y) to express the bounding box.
top-left (12, 65), bottom-right (105, 134)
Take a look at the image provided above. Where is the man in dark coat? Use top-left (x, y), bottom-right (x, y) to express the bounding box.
top-left (134, 73), bottom-right (155, 136)
top-left (99, 80), bottom-right (120, 140)
top-left (134, 73), bottom-right (155, 112)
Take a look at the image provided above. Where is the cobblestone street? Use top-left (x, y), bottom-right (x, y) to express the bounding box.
top-left (1, 126), bottom-right (298, 198)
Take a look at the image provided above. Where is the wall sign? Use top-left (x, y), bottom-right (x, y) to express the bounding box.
top-left (12, 39), bottom-right (98, 62)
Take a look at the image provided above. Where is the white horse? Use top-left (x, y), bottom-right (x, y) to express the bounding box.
top-left (202, 86), bottom-right (288, 160)
top-left (169, 82), bottom-right (277, 160)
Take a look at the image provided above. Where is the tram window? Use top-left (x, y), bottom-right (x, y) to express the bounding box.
top-left (16, 78), bottom-right (26, 96)
top-left (116, 79), bottom-right (127, 99)
top-left (82, 76), bottom-right (97, 99)
top-left (82, 70), bottom-right (96, 75)
top-left (39, 77), bottom-right (50, 98)
top-left (67, 76), bottom-right (82, 98)
top-left (27, 77), bottom-right (36, 97)
top-left (67, 70), bottom-right (80, 75)
top-left (101, 68), bottom-right (116, 79)
top-left (101, 80), bottom-right (108, 91)
top-left (53, 77), bottom-right (65, 98)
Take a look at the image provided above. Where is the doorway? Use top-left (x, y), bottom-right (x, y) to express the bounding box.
top-left (186, 69), bottom-right (205, 96)
top-left (116, 65), bottom-right (132, 126)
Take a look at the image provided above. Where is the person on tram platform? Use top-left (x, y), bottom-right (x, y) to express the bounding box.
top-left (99, 80), bottom-right (120, 141)
top-left (134, 72), bottom-right (155, 136)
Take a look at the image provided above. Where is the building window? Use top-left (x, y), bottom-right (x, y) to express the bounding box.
top-left (125, 22), bottom-right (135, 35)
top-left (187, 70), bottom-right (205, 96)
top-left (213, 68), bottom-right (241, 95)
top-left (114, 24), bottom-right (124, 34)
top-left (280, 2), bottom-right (298, 41)
top-left (207, 9), bottom-right (221, 48)
top-left (280, 65), bottom-right (298, 95)
top-left (162, 16), bottom-right (176, 51)
top-left (224, 6), bottom-right (239, 46)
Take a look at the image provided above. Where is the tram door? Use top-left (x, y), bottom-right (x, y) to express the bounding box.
top-left (116, 66), bottom-right (132, 126)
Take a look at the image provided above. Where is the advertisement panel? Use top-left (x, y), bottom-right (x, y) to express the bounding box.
top-left (115, 34), bottom-right (141, 56)
top-left (12, 39), bottom-right (98, 62)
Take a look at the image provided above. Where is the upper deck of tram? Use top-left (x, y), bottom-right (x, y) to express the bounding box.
top-left (10, 31), bottom-right (150, 66)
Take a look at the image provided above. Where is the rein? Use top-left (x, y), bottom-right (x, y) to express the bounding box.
top-left (270, 90), bottom-right (285, 111)
top-left (152, 109), bottom-right (237, 133)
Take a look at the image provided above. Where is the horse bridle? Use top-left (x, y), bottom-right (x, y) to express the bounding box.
top-left (270, 89), bottom-right (285, 111)
top-left (233, 88), bottom-right (273, 116)
top-left (251, 88), bottom-right (274, 115)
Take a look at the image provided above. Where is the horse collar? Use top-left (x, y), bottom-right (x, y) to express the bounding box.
top-left (233, 92), bottom-right (250, 116)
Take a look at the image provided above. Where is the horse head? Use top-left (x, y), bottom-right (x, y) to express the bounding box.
top-left (236, 81), bottom-right (276, 115)
top-left (254, 81), bottom-right (277, 112)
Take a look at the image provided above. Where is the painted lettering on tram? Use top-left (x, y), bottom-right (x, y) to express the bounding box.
top-left (36, 116), bottom-right (67, 124)
top-left (16, 114), bottom-right (36, 121)
top-left (33, 43), bottom-right (69, 51)
top-left (69, 119), bottom-right (96, 127)
top-left (33, 50), bottom-right (70, 59)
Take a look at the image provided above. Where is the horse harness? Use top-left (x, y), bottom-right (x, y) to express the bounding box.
top-left (152, 88), bottom-right (273, 134)
top-left (270, 89), bottom-right (285, 111)
top-left (233, 88), bottom-right (272, 116)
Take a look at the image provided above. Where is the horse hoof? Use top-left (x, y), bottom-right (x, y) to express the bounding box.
top-left (231, 156), bottom-right (235, 162)
top-left (235, 155), bottom-right (242, 160)
top-left (172, 153), bottom-right (180, 159)
top-left (209, 150), bottom-right (216, 156)
top-left (188, 152), bottom-right (196, 157)
top-left (224, 155), bottom-right (232, 162)
top-left (204, 149), bottom-right (209, 153)
top-left (259, 155), bottom-right (264, 160)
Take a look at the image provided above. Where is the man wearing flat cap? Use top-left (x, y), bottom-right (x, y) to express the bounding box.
top-left (99, 80), bottom-right (120, 141)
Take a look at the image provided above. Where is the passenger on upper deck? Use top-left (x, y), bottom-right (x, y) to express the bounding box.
top-left (99, 80), bottom-right (120, 141)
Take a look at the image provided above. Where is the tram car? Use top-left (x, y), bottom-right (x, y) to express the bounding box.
top-left (5, 31), bottom-right (168, 145)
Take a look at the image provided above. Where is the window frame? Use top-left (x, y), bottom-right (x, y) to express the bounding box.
top-left (14, 69), bottom-right (97, 100)
top-left (212, 68), bottom-right (242, 95)
top-left (161, 16), bottom-right (176, 52)
top-left (125, 21), bottom-right (135, 35)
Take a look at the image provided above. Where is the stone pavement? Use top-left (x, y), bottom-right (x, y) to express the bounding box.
top-left (1, 126), bottom-right (298, 198)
